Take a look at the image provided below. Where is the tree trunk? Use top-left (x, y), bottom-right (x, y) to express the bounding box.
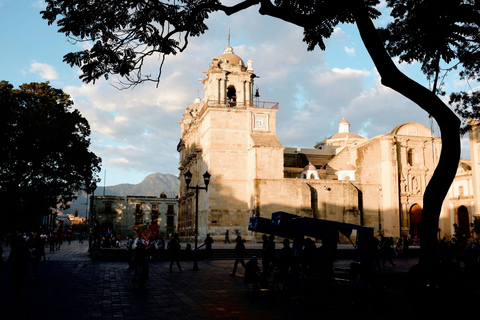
top-left (352, 2), bottom-right (461, 266)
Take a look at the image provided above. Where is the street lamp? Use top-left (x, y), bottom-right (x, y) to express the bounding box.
top-left (184, 169), bottom-right (211, 270)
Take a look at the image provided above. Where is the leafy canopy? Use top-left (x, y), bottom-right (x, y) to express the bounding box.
top-left (379, 0), bottom-right (480, 133)
top-left (41, 0), bottom-right (379, 88)
top-left (0, 81), bottom-right (101, 230)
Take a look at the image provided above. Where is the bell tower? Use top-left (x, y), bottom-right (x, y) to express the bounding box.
top-left (202, 46), bottom-right (256, 108)
top-left (178, 46), bottom-right (284, 242)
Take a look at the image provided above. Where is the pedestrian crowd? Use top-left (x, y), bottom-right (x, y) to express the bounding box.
top-left (226, 233), bottom-right (342, 295)
top-left (0, 231), bottom-right (50, 302)
top-left (90, 229), bottom-right (126, 249)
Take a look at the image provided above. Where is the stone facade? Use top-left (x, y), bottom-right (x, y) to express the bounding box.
top-left (178, 46), bottom-right (478, 243)
top-left (92, 194), bottom-right (178, 236)
top-left (439, 160), bottom-right (475, 240)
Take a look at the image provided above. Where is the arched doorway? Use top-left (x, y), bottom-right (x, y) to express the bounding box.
top-left (457, 205), bottom-right (470, 239)
top-left (409, 203), bottom-right (422, 238)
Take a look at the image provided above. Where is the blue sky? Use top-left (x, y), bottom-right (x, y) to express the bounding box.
top-left (1, 0), bottom-right (471, 186)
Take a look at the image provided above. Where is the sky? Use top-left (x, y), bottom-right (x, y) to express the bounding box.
top-left (1, 0), bottom-right (473, 187)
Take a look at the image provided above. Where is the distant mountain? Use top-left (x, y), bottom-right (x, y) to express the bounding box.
top-left (98, 173), bottom-right (179, 198)
top-left (60, 173), bottom-right (179, 218)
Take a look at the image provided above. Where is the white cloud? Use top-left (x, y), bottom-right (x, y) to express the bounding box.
top-left (114, 116), bottom-right (129, 125)
top-left (332, 27), bottom-right (349, 42)
top-left (31, 1), bottom-right (45, 9)
top-left (110, 157), bottom-right (130, 165)
top-left (30, 62), bottom-right (59, 80)
top-left (316, 68), bottom-right (370, 84)
top-left (344, 47), bottom-right (355, 56)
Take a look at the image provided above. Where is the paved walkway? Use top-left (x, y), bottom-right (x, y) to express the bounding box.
top-left (0, 241), bottom-right (420, 320)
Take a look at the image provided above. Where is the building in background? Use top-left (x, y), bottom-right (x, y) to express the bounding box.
top-left (177, 46), bottom-right (479, 244)
top-left (91, 193), bottom-right (178, 237)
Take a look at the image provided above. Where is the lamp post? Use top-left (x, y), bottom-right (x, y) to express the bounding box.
top-left (184, 169), bottom-right (211, 270)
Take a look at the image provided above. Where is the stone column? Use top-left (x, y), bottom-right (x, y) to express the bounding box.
top-left (245, 80), bottom-right (251, 107)
top-left (400, 199), bottom-right (410, 236)
top-left (218, 78), bottom-right (224, 105)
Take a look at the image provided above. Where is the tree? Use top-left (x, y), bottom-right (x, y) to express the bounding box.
top-left (0, 81), bottom-right (101, 232)
top-left (379, 0), bottom-right (480, 134)
top-left (41, 0), bottom-right (475, 267)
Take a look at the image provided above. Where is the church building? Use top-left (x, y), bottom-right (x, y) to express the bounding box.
top-left (177, 46), bottom-right (478, 243)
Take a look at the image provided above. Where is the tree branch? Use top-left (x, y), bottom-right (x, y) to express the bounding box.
top-left (257, 0), bottom-right (323, 28)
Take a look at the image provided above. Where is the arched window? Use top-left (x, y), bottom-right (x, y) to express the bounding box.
top-left (227, 85), bottom-right (236, 106)
top-left (458, 186), bottom-right (464, 197)
top-left (407, 149), bottom-right (414, 166)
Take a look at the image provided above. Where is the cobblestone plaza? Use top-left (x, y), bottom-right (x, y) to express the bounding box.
top-left (1, 241), bottom-right (425, 319)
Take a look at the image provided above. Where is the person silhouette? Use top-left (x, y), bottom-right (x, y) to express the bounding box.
top-left (4, 233), bottom-right (30, 302)
top-left (204, 234), bottom-right (213, 260)
top-left (225, 230), bottom-right (231, 244)
top-left (230, 236), bottom-right (246, 277)
top-left (168, 234), bottom-right (184, 272)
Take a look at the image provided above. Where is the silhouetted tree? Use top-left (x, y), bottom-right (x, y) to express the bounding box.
top-left (0, 81), bottom-right (101, 231)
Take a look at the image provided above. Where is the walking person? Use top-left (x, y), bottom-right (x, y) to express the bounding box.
top-left (31, 234), bottom-right (45, 279)
top-left (230, 236), bottom-right (246, 277)
top-left (225, 230), bottom-right (231, 244)
top-left (148, 237), bottom-right (156, 260)
top-left (79, 232), bottom-right (85, 244)
top-left (381, 236), bottom-right (396, 267)
top-left (265, 235), bottom-right (276, 275)
top-left (48, 233), bottom-right (56, 253)
top-left (56, 232), bottom-right (63, 251)
top-left (125, 235), bottom-right (134, 268)
top-left (204, 234), bottom-right (213, 260)
top-left (3, 233), bottom-right (30, 302)
top-left (168, 234), bottom-right (183, 272)
top-left (156, 233), bottom-right (166, 260)
top-left (131, 239), bottom-right (149, 286)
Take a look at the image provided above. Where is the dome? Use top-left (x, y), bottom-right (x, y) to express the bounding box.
top-left (301, 162), bottom-right (319, 179)
top-left (303, 162), bottom-right (316, 171)
top-left (216, 46), bottom-right (245, 69)
top-left (390, 122), bottom-right (433, 138)
top-left (340, 163), bottom-right (356, 171)
top-left (329, 132), bottom-right (364, 140)
top-left (328, 118), bottom-right (364, 140)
